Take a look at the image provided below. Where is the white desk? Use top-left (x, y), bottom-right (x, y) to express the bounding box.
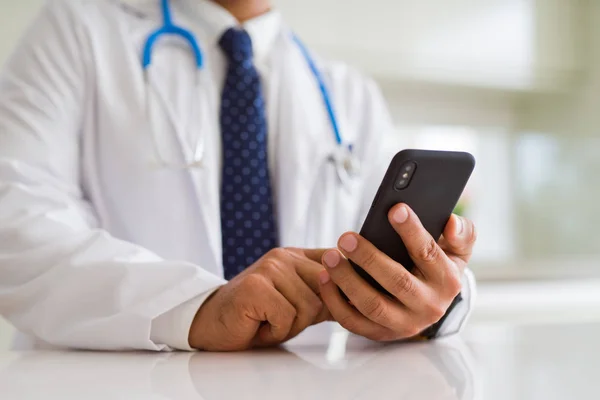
top-left (0, 321), bottom-right (597, 400)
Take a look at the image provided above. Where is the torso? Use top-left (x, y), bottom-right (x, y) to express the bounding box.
top-left (71, 0), bottom-right (379, 277)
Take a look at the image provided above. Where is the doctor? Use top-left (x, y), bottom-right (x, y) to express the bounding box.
top-left (0, 0), bottom-right (477, 351)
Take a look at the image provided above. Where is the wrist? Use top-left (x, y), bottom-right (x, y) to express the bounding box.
top-left (188, 288), bottom-right (221, 350)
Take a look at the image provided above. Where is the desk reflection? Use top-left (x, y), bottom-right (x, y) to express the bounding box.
top-left (0, 326), bottom-right (476, 400)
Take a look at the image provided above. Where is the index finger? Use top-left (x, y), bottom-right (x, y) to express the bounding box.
top-left (285, 248), bottom-right (326, 294)
top-left (251, 285), bottom-right (297, 347)
top-left (300, 248), bottom-right (329, 263)
top-left (387, 204), bottom-right (455, 283)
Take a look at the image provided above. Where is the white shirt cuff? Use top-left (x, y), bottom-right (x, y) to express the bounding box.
top-left (436, 268), bottom-right (477, 337)
top-left (150, 286), bottom-right (222, 351)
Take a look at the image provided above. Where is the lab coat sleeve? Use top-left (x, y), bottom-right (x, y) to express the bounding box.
top-left (352, 74), bottom-right (476, 338)
top-left (0, 0), bottom-right (225, 351)
top-left (150, 289), bottom-right (219, 351)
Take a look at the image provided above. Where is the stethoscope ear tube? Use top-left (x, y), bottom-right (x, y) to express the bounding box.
top-left (143, 0), bottom-right (204, 70)
top-left (141, 0), bottom-right (361, 181)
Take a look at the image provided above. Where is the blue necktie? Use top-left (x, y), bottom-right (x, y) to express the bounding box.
top-left (219, 28), bottom-right (278, 280)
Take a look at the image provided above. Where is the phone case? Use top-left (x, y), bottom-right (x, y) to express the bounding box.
top-left (352, 149), bottom-right (475, 295)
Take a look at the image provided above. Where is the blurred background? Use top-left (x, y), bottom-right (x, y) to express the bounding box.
top-left (1, 0), bottom-right (600, 348)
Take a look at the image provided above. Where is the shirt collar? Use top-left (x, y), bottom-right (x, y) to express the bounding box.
top-left (178, 0), bottom-right (283, 62)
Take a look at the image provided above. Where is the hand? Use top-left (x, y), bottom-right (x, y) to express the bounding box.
top-left (188, 248), bottom-right (331, 351)
top-left (318, 204), bottom-right (476, 341)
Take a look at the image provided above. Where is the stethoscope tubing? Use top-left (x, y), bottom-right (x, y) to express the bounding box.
top-left (290, 34), bottom-right (343, 146)
top-left (141, 0), bottom-right (359, 181)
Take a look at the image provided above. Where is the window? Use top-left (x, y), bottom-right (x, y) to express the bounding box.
top-left (514, 133), bottom-right (600, 262)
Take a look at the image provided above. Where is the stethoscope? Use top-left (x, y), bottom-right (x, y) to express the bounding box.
top-left (141, 0), bottom-right (360, 185)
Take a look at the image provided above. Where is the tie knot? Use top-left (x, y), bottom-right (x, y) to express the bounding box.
top-left (219, 28), bottom-right (253, 64)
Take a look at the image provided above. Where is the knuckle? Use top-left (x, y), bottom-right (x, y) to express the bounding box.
top-left (371, 330), bottom-right (392, 342)
top-left (425, 302), bottom-right (446, 323)
top-left (310, 297), bottom-right (324, 316)
top-left (362, 296), bottom-right (388, 323)
top-left (282, 301), bottom-right (298, 319)
top-left (259, 259), bottom-right (283, 276)
top-left (299, 294), bottom-right (323, 319)
top-left (446, 274), bottom-right (463, 295)
top-left (271, 304), bottom-right (296, 329)
top-left (455, 223), bottom-right (477, 254)
top-left (359, 250), bottom-right (378, 271)
top-left (337, 274), bottom-right (358, 298)
top-left (467, 223), bottom-right (478, 245)
top-left (402, 324), bottom-right (422, 339)
top-left (389, 271), bottom-right (417, 297)
top-left (416, 239), bottom-right (440, 264)
top-left (267, 247), bottom-right (289, 260)
top-left (337, 314), bottom-right (358, 332)
top-left (240, 273), bottom-right (267, 290)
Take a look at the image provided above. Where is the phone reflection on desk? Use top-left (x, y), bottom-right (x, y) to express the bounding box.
top-left (183, 336), bottom-right (476, 400)
top-left (0, 330), bottom-right (477, 400)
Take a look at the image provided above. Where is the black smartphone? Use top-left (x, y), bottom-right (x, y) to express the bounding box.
top-left (352, 149), bottom-right (475, 296)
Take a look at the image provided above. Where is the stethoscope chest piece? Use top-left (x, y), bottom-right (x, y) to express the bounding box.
top-left (330, 144), bottom-right (360, 189)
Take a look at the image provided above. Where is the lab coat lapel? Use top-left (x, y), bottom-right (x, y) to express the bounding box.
top-left (132, 9), bottom-right (223, 273)
top-left (272, 37), bottom-right (333, 247)
top-left (179, 54), bottom-right (223, 274)
top-left (186, 88), bottom-right (222, 273)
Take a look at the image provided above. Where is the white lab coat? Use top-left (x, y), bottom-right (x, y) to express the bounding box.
top-left (0, 0), bottom-right (475, 350)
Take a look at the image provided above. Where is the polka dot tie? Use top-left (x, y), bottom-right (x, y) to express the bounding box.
top-left (218, 28), bottom-right (278, 280)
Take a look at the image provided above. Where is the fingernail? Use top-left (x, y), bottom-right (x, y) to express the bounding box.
top-left (339, 234), bottom-right (358, 253)
top-left (393, 205), bottom-right (409, 224)
top-left (454, 216), bottom-right (464, 236)
top-left (323, 250), bottom-right (340, 268)
top-left (319, 270), bottom-right (331, 284)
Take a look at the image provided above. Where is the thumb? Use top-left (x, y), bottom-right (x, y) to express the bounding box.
top-left (441, 214), bottom-right (476, 263)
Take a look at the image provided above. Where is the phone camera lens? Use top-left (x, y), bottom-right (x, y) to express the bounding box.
top-left (395, 161), bottom-right (416, 190)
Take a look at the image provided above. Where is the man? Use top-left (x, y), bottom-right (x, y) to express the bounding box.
top-left (0, 0), bottom-right (476, 351)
